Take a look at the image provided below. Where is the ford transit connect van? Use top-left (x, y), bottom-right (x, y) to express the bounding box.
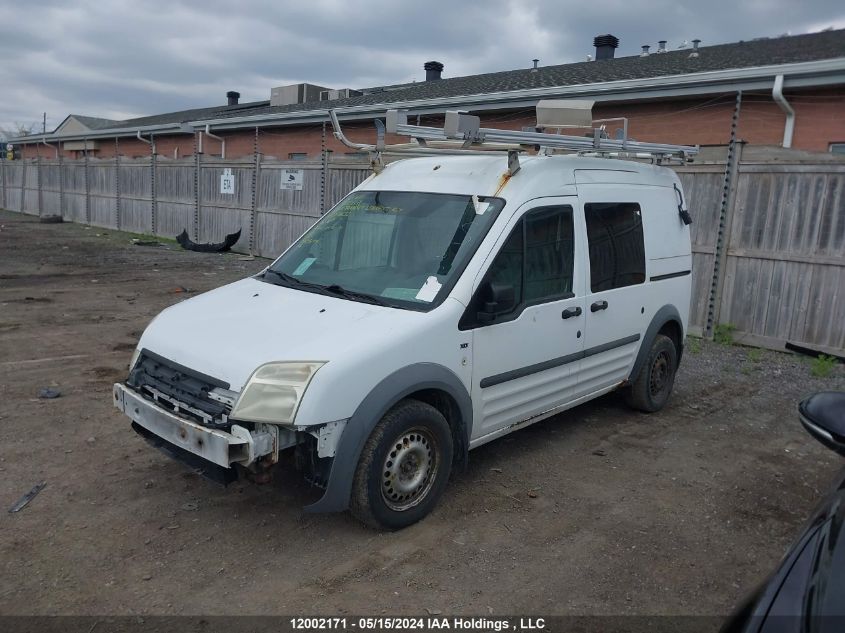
top-left (114, 108), bottom-right (694, 529)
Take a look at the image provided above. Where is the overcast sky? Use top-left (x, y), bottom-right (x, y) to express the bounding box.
top-left (0, 0), bottom-right (843, 134)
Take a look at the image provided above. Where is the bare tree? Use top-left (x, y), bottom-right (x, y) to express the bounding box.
top-left (0, 122), bottom-right (39, 141)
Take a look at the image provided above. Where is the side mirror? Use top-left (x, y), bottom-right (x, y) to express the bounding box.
top-left (799, 392), bottom-right (845, 457)
top-left (477, 282), bottom-right (516, 323)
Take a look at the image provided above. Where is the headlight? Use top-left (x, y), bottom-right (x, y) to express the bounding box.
top-left (230, 361), bottom-right (324, 425)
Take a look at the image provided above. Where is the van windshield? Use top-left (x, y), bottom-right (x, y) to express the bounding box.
top-left (265, 191), bottom-right (504, 310)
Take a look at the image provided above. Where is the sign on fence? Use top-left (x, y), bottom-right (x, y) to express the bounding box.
top-left (220, 168), bottom-right (235, 195)
top-left (281, 168), bottom-right (304, 191)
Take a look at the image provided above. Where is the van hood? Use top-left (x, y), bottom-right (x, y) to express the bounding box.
top-left (136, 276), bottom-right (414, 390)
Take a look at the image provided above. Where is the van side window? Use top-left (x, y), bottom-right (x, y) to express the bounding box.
top-left (585, 202), bottom-right (645, 292)
top-left (462, 205), bottom-right (573, 328)
top-left (525, 205), bottom-right (574, 301)
top-left (484, 219), bottom-right (524, 303)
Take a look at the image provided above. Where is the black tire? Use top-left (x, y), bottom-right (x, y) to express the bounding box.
top-left (350, 399), bottom-right (453, 530)
top-left (626, 334), bottom-right (678, 412)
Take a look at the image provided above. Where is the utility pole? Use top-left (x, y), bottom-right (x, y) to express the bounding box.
top-left (42, 112), bottom-right (46, 134)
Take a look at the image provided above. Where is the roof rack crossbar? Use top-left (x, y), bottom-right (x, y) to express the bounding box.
top-left (385, 109), bottom-right (699, 159)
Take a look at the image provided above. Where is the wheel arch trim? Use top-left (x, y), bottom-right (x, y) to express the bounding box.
top-left (628, 305), bottom-right (684, 383)
top-left (304, 363), bottom-right (472, 513)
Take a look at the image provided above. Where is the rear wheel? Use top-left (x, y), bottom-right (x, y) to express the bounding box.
top-left (626, 334), bottom-right (678, 412)
top-left (351, 399), bottom-right (453, 530)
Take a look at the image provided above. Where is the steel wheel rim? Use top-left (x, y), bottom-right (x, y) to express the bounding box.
top-left (649, 351), bottom-right (671, 397)
top-left (381, 427), bottom-right (438, 512)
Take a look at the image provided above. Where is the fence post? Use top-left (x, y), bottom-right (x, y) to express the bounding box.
top-left (83, 139), bottom-right (91, 224)
top-left (248, 127), bottom-right (260, 255)
top-left (58, 149), bottom-right (64, 219)
top-left (36, 150), bottom-right (42, 217)
top-left (150, 136), bottom-right (157, 235)
top-left (19, 148), bottom-right (27, 213)
top-left (1, 155), bottom-right (6, 211)
top-left (114, 138), bottom-right (121, 231)
top-left (705, 91), bottom-right (743, 338)
top-left (320, 121), bottom-right (328, 215)
top-left (193, 133), bottom-right (201, 241)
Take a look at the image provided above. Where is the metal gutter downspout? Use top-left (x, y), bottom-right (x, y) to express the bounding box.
top-left (136, 130), bottom-right (155, 154)
top-left (203, 125), bottom-right (225, 158)
top-left (41, 137), bottom-right (58, 159)
top-left (328, 110), bottom-right (372, 150)
top-left (772, 74), bottom-right (795, 148)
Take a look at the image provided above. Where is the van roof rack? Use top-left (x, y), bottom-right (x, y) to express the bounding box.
top-left (329, 102), bottom-right (699, 168)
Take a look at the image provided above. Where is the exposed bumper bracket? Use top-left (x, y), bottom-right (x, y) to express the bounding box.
top-left (114, 383), bottom-right (273, 468)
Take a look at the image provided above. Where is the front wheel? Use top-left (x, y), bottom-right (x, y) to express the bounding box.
top-left (626, 334), bottom-right (678, 412)
top-left (350, 399), bottom-right (453, 530)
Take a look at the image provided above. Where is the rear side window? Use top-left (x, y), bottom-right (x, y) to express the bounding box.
top-left (585, 202), bottom-right (645, 292)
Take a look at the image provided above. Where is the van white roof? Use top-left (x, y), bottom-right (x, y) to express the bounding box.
top-left (366, 154), bottom-right (681, 199)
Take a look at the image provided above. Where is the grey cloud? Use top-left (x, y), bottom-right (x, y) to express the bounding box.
top-left (0, 0), bottom-right (843, 131)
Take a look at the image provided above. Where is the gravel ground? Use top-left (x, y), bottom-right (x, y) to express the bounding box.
top-left (1, 209), bottom-right (843, 618)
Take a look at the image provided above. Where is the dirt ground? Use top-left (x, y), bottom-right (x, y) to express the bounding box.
top-left (1, 208), bottom-right (844, 617)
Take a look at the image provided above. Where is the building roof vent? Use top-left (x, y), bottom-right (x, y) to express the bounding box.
top-left (690, 39), bottom-right (701, 58)
top-left (640, 45), bottom-right (650, 57)
top-left (593, 34), bottom-right (620, 60)
top-left (424, 61), bottom-right (444, 81)
top-left (657, 40), bottom-right (668, 53)
top-left (226, 91), bottom-right (240, 106)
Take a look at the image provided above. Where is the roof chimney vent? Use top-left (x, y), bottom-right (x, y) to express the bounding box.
top-left (424, 61), bottom-right (444, 81)
top-left (640, 45), bottom-right (650, 57)
top-left (689, 39), bottom-right (701, 58)
top-left (657, 40), bottom-right (667, 53)
top-left (226, 91), bottom-right (240, 106)
top-left (531, 58), bottom-right (539, 71)
top-left (593, 34), bottom-right (620, 60)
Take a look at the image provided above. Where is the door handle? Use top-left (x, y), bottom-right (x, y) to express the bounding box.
top-left (590, 300), bottom-right (609, 312)
top-left (561, 306), bottom-right (582, 319)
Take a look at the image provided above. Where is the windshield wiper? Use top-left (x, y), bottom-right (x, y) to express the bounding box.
top-left (261, 269), bottom-right (323, 291)
top-left (262, 270), bottom-right (388, 306)
top-left (322, 284), bottom-right (389, 306)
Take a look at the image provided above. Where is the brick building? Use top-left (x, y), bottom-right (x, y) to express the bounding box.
top-left (15, 29), bottom-right (845, 160)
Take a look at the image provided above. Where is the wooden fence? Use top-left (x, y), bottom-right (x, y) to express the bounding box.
top-left (0, 155), bottom-right (371, 259)
top-left (1, 151), bottom-right (842, 355)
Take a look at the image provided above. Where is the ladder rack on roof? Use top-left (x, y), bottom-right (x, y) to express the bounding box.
top-left (385, 109), bottom-right (699, 161)
top-left (328, 102), bottom-right (699, 167)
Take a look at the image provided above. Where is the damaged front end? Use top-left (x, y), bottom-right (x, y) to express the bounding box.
top-left (114, 350), bottom-right (343, 491)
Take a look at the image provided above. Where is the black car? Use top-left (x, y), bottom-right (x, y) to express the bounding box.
top-left (723, 392), bottom-right (845, 633)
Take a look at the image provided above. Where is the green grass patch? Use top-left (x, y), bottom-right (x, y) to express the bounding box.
top-left (811, 354), bottom-right (838, 378)
top-left (747, 348), bottom-right (763, 363)
top-left (687, 337), bottom-right (702, 354)
top-left (713, 323), bottom-right (737, 346)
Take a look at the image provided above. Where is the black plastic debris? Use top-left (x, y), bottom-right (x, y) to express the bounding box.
top-left (9, 482), bottom-right (46, 513)
top-left (176, 228), bottom-right (241, 253)
top-left (131, 238), bottom-right (161, 247)
top-left (785, 342), bottom-right (845, 362)
top-left (39, 215), bottom-right (63, 224)
top-left (37, 388), bottom-right (61, 399)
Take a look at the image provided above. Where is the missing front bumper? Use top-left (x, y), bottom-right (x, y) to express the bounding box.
top-left (113, 382), bottom-right (280, 468)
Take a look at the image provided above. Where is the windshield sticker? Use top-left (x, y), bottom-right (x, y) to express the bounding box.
top-left (381, 288), bottom-right (420, 301)
top-left (472, 195), bottom-right (490, 215)
top-left (341, 201), bottom-right (403, 215)
top-left (292, 257), bottom-right (316, 276)
top-left (414, 276), bottom-right (442, 302)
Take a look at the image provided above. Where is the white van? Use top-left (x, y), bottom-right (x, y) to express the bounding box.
top-left (114, 108), bottom-right (694, 529)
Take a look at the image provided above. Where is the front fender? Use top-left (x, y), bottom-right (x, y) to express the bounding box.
top-left (304, 362), bottom-right (472, 513)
